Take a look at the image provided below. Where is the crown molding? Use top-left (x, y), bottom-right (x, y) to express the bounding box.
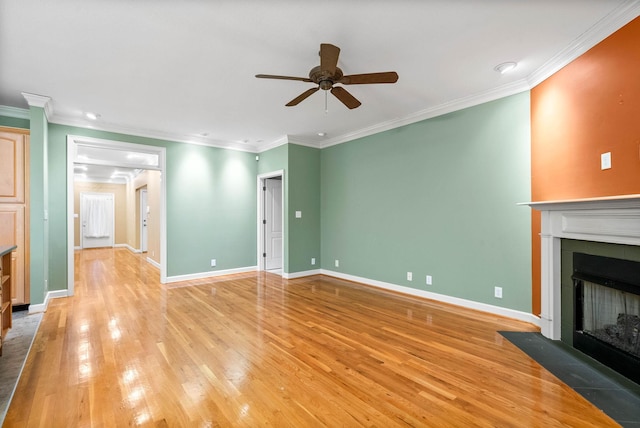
top-left (528, 0), bottom-right (640, 88)
top-left (48, 113), bottom-right (260, 153)
top-left (256, 135), bottom-right (290, 153)
top-left (319, 78), bottom-right (530, 149)
top-left (0, 105), bottom-right (30, 120)
top-left (21, 92), bottom-right (53, 119)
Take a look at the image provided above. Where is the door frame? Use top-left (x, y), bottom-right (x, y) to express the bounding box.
top-left (257, 170), bottom-right (285, 272)
top-left (139, 187), bottom-right (148, 253)
top-left (67, 135), bottom-right (167, 296)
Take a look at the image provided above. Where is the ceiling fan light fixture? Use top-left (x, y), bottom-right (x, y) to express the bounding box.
top-left (494, 62), bottom-right (518, 74)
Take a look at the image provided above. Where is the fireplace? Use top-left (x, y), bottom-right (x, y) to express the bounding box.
top-left (572, 252), bottom-right (640, 384)
top-left (526, 194), bottom-right (640, 342)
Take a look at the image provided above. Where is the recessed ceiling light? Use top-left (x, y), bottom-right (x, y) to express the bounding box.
top-left (317, 132), bottom-right (326, 137)
top-left (494, 62), bottom-right (518, 74)
top-left (85, 112), bottom-right (100, 120)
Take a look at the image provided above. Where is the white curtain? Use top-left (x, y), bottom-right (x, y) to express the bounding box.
top-left (84, 195), bottom-right (111, 238)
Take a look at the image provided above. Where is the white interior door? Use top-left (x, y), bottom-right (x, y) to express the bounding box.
top-left (81, 192), bottom-right (114, 249)
top-left (264, 177), bottom-right (282, 270)
top-left (140, 188), bottom-right (148, 252)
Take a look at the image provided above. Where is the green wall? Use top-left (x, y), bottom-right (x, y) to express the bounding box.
top-left (287, 144), bottom-right (321, 273)
top-left (29, 108), bottom-right (49, 305)
top-left (165, 142), bottom-right (257, 274)
top-left (0, 115), bottom-right (29, 129)
top-left (321, 92), bottom-right (532, 311)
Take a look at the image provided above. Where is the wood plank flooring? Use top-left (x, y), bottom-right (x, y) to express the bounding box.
top-left (4, 248), bottom-right (618, 427)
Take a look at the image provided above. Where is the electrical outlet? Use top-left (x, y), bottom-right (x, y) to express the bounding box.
top-left (426, 275), bottom-right (432, 285)
top-left (311, 257), bottom-right (316, 265)
top-left (494, 286), bottom-right (503, 299)
top-left (211, 259), bottom-right (217, 268)
top-left (407, 272), bottom-right (413, 281)
top-left (335, 259), bottom-right (339, 267)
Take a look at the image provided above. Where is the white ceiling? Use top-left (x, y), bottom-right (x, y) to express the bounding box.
top-left (1, 1), bottom-right (639, 153)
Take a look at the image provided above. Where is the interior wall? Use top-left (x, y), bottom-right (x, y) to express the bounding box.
top-left (530, 16), bottom-right (640, 315)
top-left (0, 116), bottom-right (29, 130)
top-left (321, 92), bottom-right (532, 312)
top-left (287, 144), bottom-right (321, 274)
top-left (165, 142), bottom-right (257, 276)
top-left (73, 181), bottom-right (127, 247)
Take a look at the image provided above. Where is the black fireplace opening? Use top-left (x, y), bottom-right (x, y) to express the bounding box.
top-left (573, 252), bottom-right (640, 385)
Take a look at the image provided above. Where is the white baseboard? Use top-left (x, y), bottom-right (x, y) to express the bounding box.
top-left (283, 269), bottom-right (322, 279)
top-left (28, 289), bottom-right (69, 314)
top-left (146, 257), bottom-right (161, 270)
top-left (122, 244), bottom-right (142, 253)
top-left (321, 269), bottom-right (541, 326)
top-left (166, 266), bottom-right (257, 283)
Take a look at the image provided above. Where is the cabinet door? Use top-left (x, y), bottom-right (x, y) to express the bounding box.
top-left (0, 205), bottom-right (26, 305)
top-left (0, 131), bottom-right (26, 203)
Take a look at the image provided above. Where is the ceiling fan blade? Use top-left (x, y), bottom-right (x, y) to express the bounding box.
top-left (255, 74), bottom-right (313, 82)
top-left (339, 72), bottom-right (399, 85)
top-left (286, 87), bottom-right (319, 106)
top-left (331, 87), bottom-right (361, 109)
top-left (320, 43), bottom-right (340, 75)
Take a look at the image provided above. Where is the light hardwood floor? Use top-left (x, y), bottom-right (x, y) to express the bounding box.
top-left (5, 248), bottom-right (618, 427)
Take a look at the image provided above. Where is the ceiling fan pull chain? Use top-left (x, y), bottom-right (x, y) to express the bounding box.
top-left (325, 90), bottom-right (328, 114)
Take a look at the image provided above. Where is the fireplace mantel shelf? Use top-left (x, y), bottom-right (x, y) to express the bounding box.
top-left (522, 194), bottom-right (640, 340)
top-left (520, 194), bottom-right (640, 210)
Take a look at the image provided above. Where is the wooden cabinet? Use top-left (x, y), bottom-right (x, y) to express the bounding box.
top-left (0, 244), bottom-right (16, 356)
top-left (0, 128), bottom-right (29, 306)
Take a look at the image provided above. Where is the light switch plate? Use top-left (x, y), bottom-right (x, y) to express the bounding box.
top-left (295, 211), bottom-right (302, 218)
top-left (601, 152), bottom-right (611, 170)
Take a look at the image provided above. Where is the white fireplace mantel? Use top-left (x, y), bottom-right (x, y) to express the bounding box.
top-left (524, 194), bottom-right (640, 340)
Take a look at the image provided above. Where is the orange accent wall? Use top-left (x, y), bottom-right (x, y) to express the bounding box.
top-left (530, 16), bottom-right (640, 315)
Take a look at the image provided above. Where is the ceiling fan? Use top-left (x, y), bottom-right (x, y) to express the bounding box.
top-left (256, 43), bottom-right (398, 109)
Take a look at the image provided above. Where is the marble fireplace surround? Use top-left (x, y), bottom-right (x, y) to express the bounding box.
top-left (526, 194), bottom-right (640, 340)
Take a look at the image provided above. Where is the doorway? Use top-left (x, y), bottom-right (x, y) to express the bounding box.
top-left (257, 170), bottom-right (284, 274)
top-left (139, 187), bottom-right (148, 253)
top-left (67, 135), bottom-right (167, 295)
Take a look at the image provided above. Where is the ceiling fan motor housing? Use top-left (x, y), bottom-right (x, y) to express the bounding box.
top-left (310, 65), bottom-right (343, 90)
